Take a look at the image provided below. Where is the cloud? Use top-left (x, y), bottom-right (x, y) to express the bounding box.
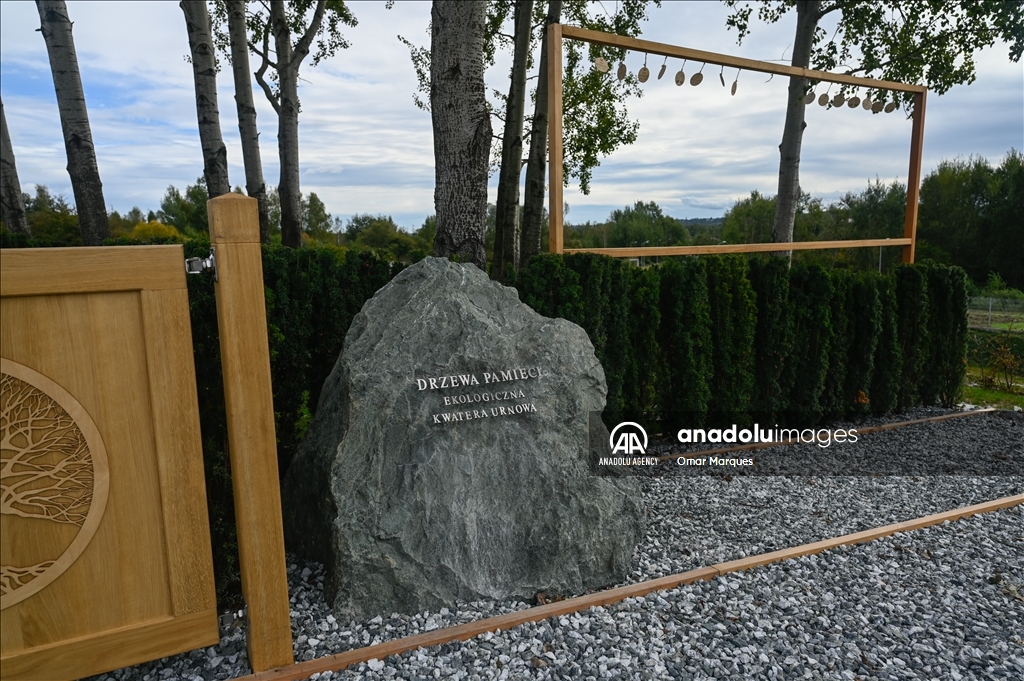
top-left (2, 0), bottom-right (1020, 227)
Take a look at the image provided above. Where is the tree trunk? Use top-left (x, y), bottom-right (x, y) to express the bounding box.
top-left (36, 0), bottom-right (109, 245)
top-left (771, 0), bottom-right (819, 259)
top-left (520, 0), bottom-right (561, 267)
top-left (0, 98), bottom-right (30, 234)
top-left (181, 0), bottom-right (230, 200)
top-left (226, 0), bottom-right (270, 243)
top-left (271, 0), bottom-right (303, 248)
top-left (491, 0), bottom-right (534, 282)
top-left (430, 0), bottom-right (491, 270)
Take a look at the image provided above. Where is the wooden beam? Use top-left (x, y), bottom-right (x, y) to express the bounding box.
top-left (564, 238), bottom-right (912, 258)
top-left (230, 493), bottom-right (1023, 681)
top-left (208, 194), bottom-right (294, 672)
top-left (903, 90), bottom-right (927, 263)
top-left (547, 22), bottom-right (564, 255)
top-left (560, 25), bottom-right (927, 93)
top-left (0, 245), bottom-right (185, 296)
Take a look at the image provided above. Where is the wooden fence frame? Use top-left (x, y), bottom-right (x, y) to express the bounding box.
top-left (546, 25), bottom-right (928, 263)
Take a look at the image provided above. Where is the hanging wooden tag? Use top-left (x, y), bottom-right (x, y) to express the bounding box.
top-left (638, 66), bottom-right (649, 83)
top-left (617, 62), bottom-right (627, 80)
top-left (804, 92), bottom-right (815, 105)
top-left (832, 94), bottom-right (845, 107)
top-left (871, 100), bottom-right (884, 113)
top-left (862, 97), bottom-right (873, 110)
top-left (847, 96), bottom-right (861, 108)
top-left (690, 72), bottom-right (703, 86)
top-left (595, 57), bottom-right (609, 73)
top-left (675, 69), bottom-right (686, 86)
top-left (818, 93), bottom-right (829, 106)
top-left (884, 101), bottom-right (899, 113)
top-left (658, 63), bottom-right (667, 79)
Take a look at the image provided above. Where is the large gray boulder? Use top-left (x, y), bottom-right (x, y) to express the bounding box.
top-left (282, 257), bottom-right (645, 621)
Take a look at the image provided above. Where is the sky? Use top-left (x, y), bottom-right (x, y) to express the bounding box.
top-left (1, 1), bottom-right (1021, 230)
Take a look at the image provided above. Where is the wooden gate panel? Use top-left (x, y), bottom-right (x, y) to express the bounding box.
top-left (1, 246), bottom-right (218, 681)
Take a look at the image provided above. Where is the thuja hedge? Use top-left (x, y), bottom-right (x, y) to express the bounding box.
top-left (515, 254), bottom-right (970, 429)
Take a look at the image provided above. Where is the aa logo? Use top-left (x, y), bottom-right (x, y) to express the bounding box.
top-left (609, 422), bottom-right (647, 455)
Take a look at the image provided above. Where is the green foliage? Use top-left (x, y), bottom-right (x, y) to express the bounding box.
top-left (607, 201), bottom-right (691, 248)
top-left (919, 265), bottom-right (970, 407)
top-left (821, 269), bottom-right (852, 421)
top-left (844, 272), bottom-right (882, 418)
top-left (23, 185), bottom-right (80, 246)
top-left (704, 255), bottom-right (756, 425)
top-left (157, 179), bottom-right (209, 235)
top-left (918, 151), bottom-right (1024, 289)
top-left (624, 265), bottom-right (661, 422)
top-left (657, 258), bottom-right (712, 423)
top-left (783, 265), bottom-right (833, 425)
top-left (895, 264), bottom-right (931, 411)
top-left (870, 276), bottom-right (902, 415)
top-left (129, 221), bottom-right (183, 241)
top-left (726, 0), bottom-right (1023, 108)
top-left (514, 253), bottom-right (584, 323)
top-left (748, 257), bottom-right (792, 422)
top-left (722, 190), bottom-right (775, 245)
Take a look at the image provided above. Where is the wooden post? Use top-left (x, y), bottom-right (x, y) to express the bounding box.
top-left (207, 194), bottom-right (294, 671)
top-left (547, 23), bottom-right (564, 255)
top-left (902, 90), bottom-right (927, 263)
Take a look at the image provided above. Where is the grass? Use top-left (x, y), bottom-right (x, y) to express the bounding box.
top-left (962, 366), bottom-right (1024, 410)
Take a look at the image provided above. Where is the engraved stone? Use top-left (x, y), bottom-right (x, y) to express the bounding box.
top-left (282, 258), bottom-right (644, 620)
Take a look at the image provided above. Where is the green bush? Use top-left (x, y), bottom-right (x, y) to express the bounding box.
top-left (623, 265), bottom-right (661, 426)
top-left (870, 275), bottom-right (902, 415)
top-left (844, 272), bottom-right (882, 418)
top-left (895, 264), bottom-right (930, 411)
top-left (919, 265), bottom-right (969, 407)
top-left (657, 258), bottom-right (712, 424)
top-left (514, 253), bottom-right (584, 323)
top-left (783, 264), bottom-right (833, 425)
top-left (748, 257), bottom-right (793, 424)
top-left (704, 255), bottom-right (756, 425)
top-left (821, 269), bottom-right (851, 421)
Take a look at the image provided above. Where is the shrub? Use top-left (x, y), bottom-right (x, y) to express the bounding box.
top-left (623, 264), bottom-right (661, 426)
top-left (514, 253), bottom-right (584, 323)
top-left (705, 255), bottom-right (756, 425)
top-left (821, 269), bottom-right (851, 421)
top-left (783, 264), bottom-right (833, 425)
top-left (844, 272), bottom-right (882, 418)
top-left (919, 265), bottom-right (969, 407)
top-left (895, 264), bottom-right (930, 411)
top-left (870, 275), bottom-right (901, 415)
top-left (748, 257), bottom-right (793, 424)
top-left (657, 258), bottom-right (712, 425)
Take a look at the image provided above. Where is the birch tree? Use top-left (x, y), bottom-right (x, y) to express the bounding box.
top-left (181, 0), bottom-right (230, 199)
top-left (430, 0), bottom-right (491, 269)
top-left (0, 99), bottom-right (30, 235)
top-left (223, 0), bottom-right (271, 242)
top-left (724, 0), bottom-right (1024, 257)
top-left (35, 0), bottom-right (109, 245)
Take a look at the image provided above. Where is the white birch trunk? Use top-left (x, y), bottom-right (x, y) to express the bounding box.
top-left (430, 0), bottom-right (491, 270)
top-left (0, 98), bottom-right (30, 235)
top-left (520, 0), bottom-right (561, 266)
top-left (225, 0), bottom-right (270, 243)
top-left (771, 0), bottom-right (820, 259)
top-left (492, 0), bottom-right (534, 281)
top-left (181, 0), bottom-right (230, 199)
top-left (36, 0), bottom-right (109, 245)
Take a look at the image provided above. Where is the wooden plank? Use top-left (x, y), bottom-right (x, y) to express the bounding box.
top-left (230, 493), bottom-right (1023, 681)
top-left (0, 246), bottom-right (185, 297)
top-left (566, 238), bottom-right (912, 258)
top-left (0, 609), bottom-right (219, 681)
top-left (141, 289), bottom-right (217, 617)
top-left (236, 568), bottom-right (722, 681)
top-left (560, 25), bottom-right (927, 93)
top-left (548, 22), bottom-right (564, 255)
top-left (208, 195), bottom-right (294, 671)
top-left (902, 90), bottom-right (927, 263)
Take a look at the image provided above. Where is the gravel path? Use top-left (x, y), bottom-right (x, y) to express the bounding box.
top-left (90, 409), bottom-right (1023, 681)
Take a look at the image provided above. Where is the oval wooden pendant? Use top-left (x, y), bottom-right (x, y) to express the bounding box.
top-left (595, 57), bottom-right (609, 73)
top-left (731, 80), bottom-right (738, 96)
top-left (638, 66), bottom-right (649, 83)
top-left (862, 97), bottom-right (873, 110)
top-left (818, 93), bottom-right (829, 106)
top-left (804, 92), bottom-right (816, 105)
top-left (675, 69), bottom-right (686, 86)
top-left (871, 100), bottom-right (884, 113)
top-left (658, 63), bottom-right (667, 79)
top-left (884, 101), bottom-right (899, 113)
top-left (832, 94), bottom-right (845, 107)
top-left (720, 72), bottom-right (726, 87)
top-left (690, 72), bottom-right (703, 86)
top-left (847, 96), bottom-right (861, 108)
top-left (617, 62), bottom-right (627, 80)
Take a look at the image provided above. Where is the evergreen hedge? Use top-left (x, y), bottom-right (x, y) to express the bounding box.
top-left (748, 257), bottom-right (792, 424)
top-left (895, 264), bottom-right (931, 410)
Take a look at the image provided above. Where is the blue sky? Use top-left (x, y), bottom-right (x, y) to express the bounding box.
top-left (1, 1), bottom-right (1021, 230)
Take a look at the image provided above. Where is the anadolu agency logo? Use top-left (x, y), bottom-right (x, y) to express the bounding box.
top-left (600, 422), bottom-right (658, 466)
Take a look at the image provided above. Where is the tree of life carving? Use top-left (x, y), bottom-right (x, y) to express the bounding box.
top-left (0, 372), bottom-right (95, 601)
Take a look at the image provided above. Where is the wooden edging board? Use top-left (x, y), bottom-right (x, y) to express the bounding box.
top-left (655, 407), bottom-right (997, 461)
top-left (231, 489), bottom-right (1023, 681)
